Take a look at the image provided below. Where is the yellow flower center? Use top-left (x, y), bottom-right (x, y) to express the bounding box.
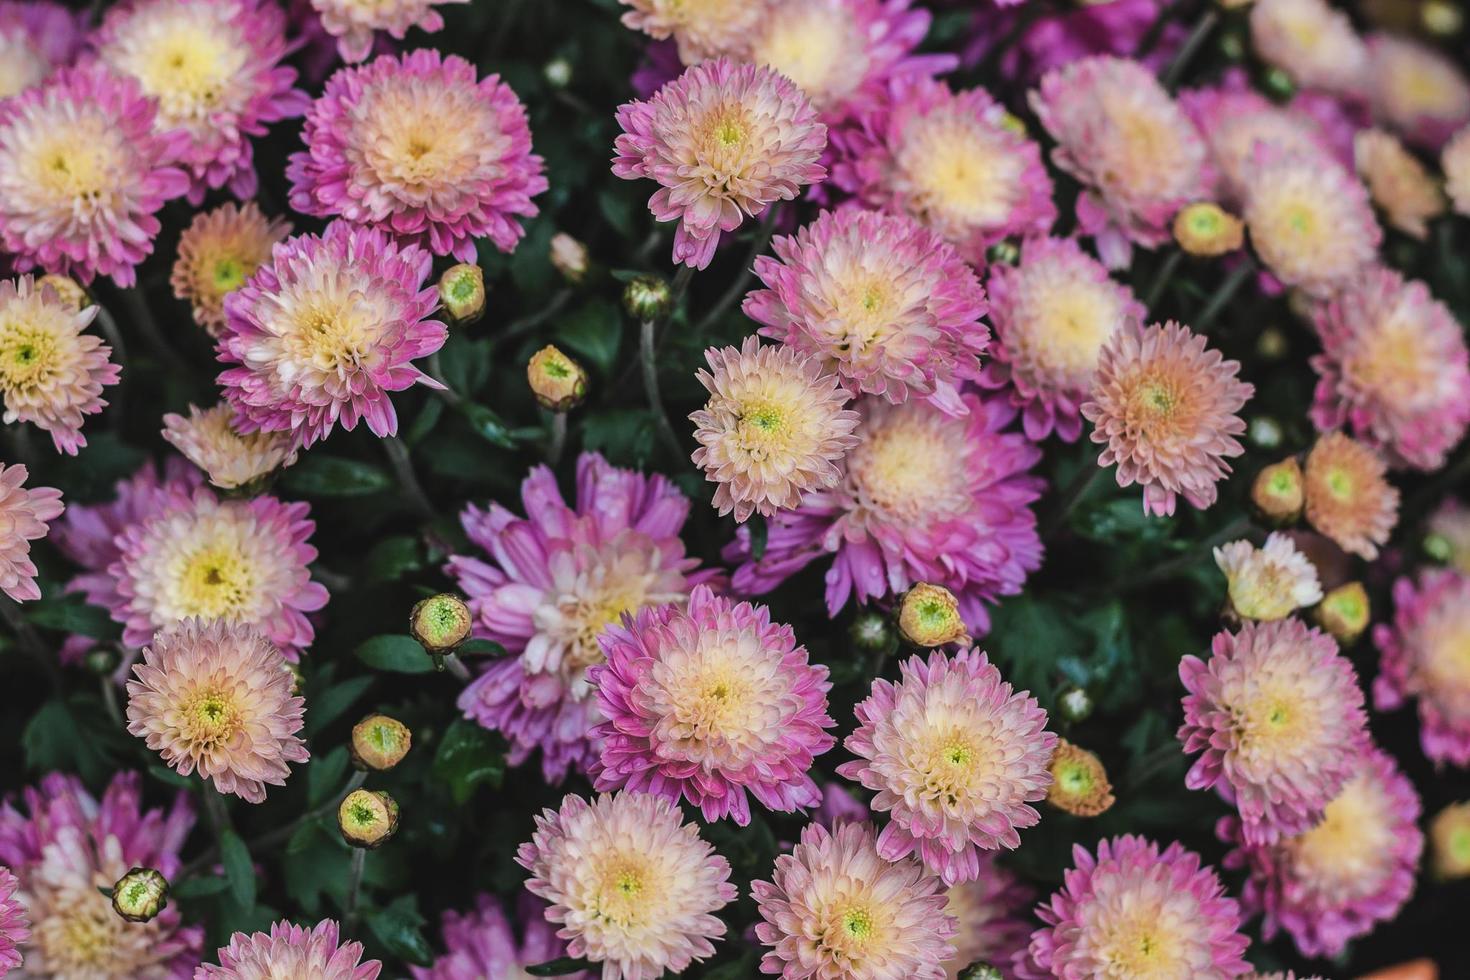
top-left (1289, 772), bottom-right (1394, 898)
top-left (1096, 916), bottom-right (1188, 978)
top-left (900, 111), bottom-right (1022, 231)
top-left (33, 133), bottom-right (112, 201)
top-left (1031, 288), bottom-right (1120, 379)
top-left (1349, 315), bottom-right (1439, 413)
top-left (751, 4), bottom-right (863, 108)
top-left (846, 407), bottom-right (970, 526)
top-left (182, 688), bottom-right (241, 747)
top-left (52, 901), bottom-right (121, 968)
top-left (211, 256), bottom-right (247, 294)
top-left (911, 726), bottom-right (991, 806)
top-left (125, 28), bottom-right (242, 123)
top-left (592, 855), bottom-right (657, 928)
top-left (355, 76), bottom-right (499, 193)
top-left (1420, 607), bottom-right (1470, 705)
top-left (176, 545), bottom-right (258, 620)
top-left (0, 320), bottom-right (58, 391)
top-left (820, 898), bottom-right (887, 961)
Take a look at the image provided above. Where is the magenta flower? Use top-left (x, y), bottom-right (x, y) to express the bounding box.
top-left (310, 0), bottom-right (467, 63)
top-left (217, 221), bottom-right (447, 450)
top-left (962, 0), bottom-right (1181, 86)
top-left (0, 866), bottom-right (26, 976)
top-left (942, 856), bottom-right (1035, 980)
top-left (1367, 32), bottom-right (1470, 151)
top-left (589, 585), bottom-right (836, 824)
top-left (0, 463), bottom-right (63, 604)
top-left (0, 0), bottom-right (87, 100)
top-left (447, 452), bottom-right (722, 783)
top-left (288, 50), bottom-right (546, 262)
top-left (198, 919), bottom-right (380, 979)
top-left (411, 894), bottom-right (587, 980)
top-left (1374, 567), bottom-right (1470, 767)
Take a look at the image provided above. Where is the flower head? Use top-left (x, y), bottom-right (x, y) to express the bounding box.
top-left (1374, 567), bottom-right (1470, 766)
top-left (1430, 801), bottom-right (1470, 879)
top-left (1302, 432), bottom-right (1400, 559)
top-left (1180, 619), bottom-right (1369, 845)
top-left (112, 867), bottom-right (170, 923)
top-left (1019, 835), bottom-right (1250, 979)
top-left (0, 1), bottom-right (86, 100)
top-left (96, 0), bottom-right (307, 202)
top-left (619, 0), bottom-right (771, 65)
top-left (217, 220), bottom-right (447, 450)
top-left (107, 484), bottom-right (328, 656)
top-left (1224, 749), bottom-right (1422, 959)
top-left (897, 582), bottom-right (971, 649)
top-left (439, 263), bottom-right (486, 325)
top-left (171, 203), bottom-right (290, 336)
top-left (728, 393), bottom-right (1043, 634)
top-left (350, 714), bottom-right (412, 772)
top-left (941, 858), bottom-right (1034, 980)
top-left (1029, 56), bottom-right (1211, 267)
top-left (197, 919), bottom-right (380, 979)
top-left (745, 208), bottom-right (989, 413)
top-left (0, 462), bottom-right (62, 603)
top-left (1173, 202), bottom-right (1244, 256)
top-left (411, 894), bottom-right (589, 980)
top-left (309, 0), bottom-right (467, 63)
top-left (517, 791), bottom-right (735, 980)
top-left (1310, 266), bottom-right (1470, 470)
top-left (0, 772), bottom-right (200, 977)
top-left (753, 820), bottom-right (956, 980)
top-left (1082, 321), bottom-right (1253, 518)
top-left (0, 275), bottom-right (119, 455)
top-left (1355, 128), bottom-right (1446, 239)
top-left (1252, 458), bottom-right (1305, 523)
top-left (614, 59), bottom-right (827, 269)
top-left (980, 236), bottom-right (1145, 442)
top-left (1444, 125), bottom-right (1470, 217)
top-left (833, 77), bottom-right (1054, 264)
top-left (690, 336), bottom-right (859, 522)
top-left (838, 649), bottom-right (1056, 884)
top-left (0, 64), bottom-right (189, 286)
top-left (1249, 0), bottom-right (1368, 95)
top-left (1243, 152), bottom-right (1381, 296)
top-left (1046, 739), bottom-right (1115, 818)
top-left (1367, 33), bottom-right (1470, 150)
top-left (338, 789), bottom-right (398, 848)
top-left (288, 50), bottom-right (546, 262)
top-left (0, 866), bottom-right (27, 975)
top-left (162, 402), bottom-right (299, 491)
top-left (1214, 532), bottom-right (1323, 622)
top-left (447, 453), bottom-right (721, 782)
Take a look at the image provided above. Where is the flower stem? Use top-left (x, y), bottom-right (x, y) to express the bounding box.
top-left (343, 849), bottom-right (367, 933)
top-left (640, 317), bottom-right (684, 462)
top-left (100, 675), bottom-right (122, 726)
top-left (546, 412), bottom-right (567, 467)
top-left (118, 288), bottom-right (192, 377)
top-left (1106, 515), bottom-right (1254, 596)
top-left (1043, 463), bottom-right (1107, 538)
top-left (691, 205), bottom-right (781, 335)
top-left (442, 652), bottom-right (473, 683)
top-left (380, 436), bottom-right (435, 522)
top-left (1142, 248), bottom-right (1184, 310)
top-left (1195, 260), bottom-right (1254, 332)
top-left (1162, 9), bottom-right (1220, 89)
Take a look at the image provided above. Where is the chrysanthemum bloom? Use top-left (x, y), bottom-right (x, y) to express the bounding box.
top-left (1367, 33), bottom-right (1470, 150)
top-left (1179, 618), bottom-right (1369, 845)
top-left (0, 772), bottom-right (201, 977)
top-left (1374, 567), bottom-right (1470, 766)
top-left (217, 221), bottom-right (447, 450)
top-left (1242, 151), bottom-right (1381, 297)
top-left (1428, 498), bottom-right (1470, 574)
top-left (126, 618), bottom-right (308, 803)
top-left (979, 236), bottom-right (1145, 442)
top-left (1445, 125), bottom-right (1470, 217)
top-left (1354, 129), bottom-right (1446, 240)
top-left (941, 857), bottom-right (1034, 980)
top-left (171, 203), bottom-right (291, 336)
top-left (1046, 740), bottom-right (1115, 818)
top-left (1309, 267), bottom-right (1470, 470)
top-left (745, 209), bottom-right (988, 413)
top-left (1213, 533), bottom-right (1323, 622)
top-left (0, 1), bottom-right (86, 100)
top-left (309, 0), bottom-right (467, 63)
top-left (197, 919), bottom-right (380, 979)
top-left (0, 463), bottom-right (62, 603)
top-left (0, 866), bottom-right (26, 975)
top-left (107, 484), bottom-right (328, 655)
top-left (619, 0), bottom-right (769, 65)
top-left (411, 894), bottom-right (588, 980)
top-left (162, 402), bottom-right (298, 491)
top-left (0, 275), bottom-right (118, 455)
top-left (589, 585), bottom-right (836, 824)
top-left (447, 453), bottom-right (721, 782)
top-left (838, 649), bottom-right (1056, 884)
top-left (288, 50), bottom-right (546, 262)
top-left (1301, 432), bottom-right (1400, 560)
top-left (1223, 749), bottom-right (1422, 958)
top-left (1249, 0), bottom-right (1369, 96)
top-left (1430, 801), bottom-right (1470, 879)
top-left (1082, 321), bottom-right (1253, 518)
top-left (833, 77), bottom-right (1054, 265)
top-left (518, 791), bottom-right (735, 980)
top-left (753, 820), bottom-right (956, 980)
top-left (729, 393), bottom-right (1044, 632)
top-left (1029, 56), bottom-right (1211, 268)
top-left (690, 336), bottom-right (860, 522)
top-left (0, 64), bottom-right (189, 286)
top-left (1017, 835), bottom-right (1251, 979)
top-left (96, 0), bottom-right (307, 203)
top-left (614, 59), bottom-right (827, 270)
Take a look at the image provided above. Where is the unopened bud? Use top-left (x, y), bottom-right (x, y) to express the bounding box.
top-left (38, 274), bottom-right (87, 311)
top-left (985, 240), bottom-right (1020, 266)
top-left (1057, 686), bottom-right (1093, 723)
top-left (1422, 0), bottom-right (1463, 37)
top-left (1046, 739), bottom-right (1115, 817)
top-left (1431, 801), bottom-right (1470, 879)
top-left (1424, 531), bottom-right (1454, 563)
top-left (1261, 66), bottom-right (1295, 102)
top-left (549, 233), bottom-right (588, 283)
top-left (84, 646), bottom-right (120, 676)
top-left (1251, 458), bottom-right (1305, 524)
top-left (849, 608), bottom-right (897, 657)
top-left (1314, 582), bottom-right (1370, 644)
top-left (623, 274), bottom-right (671, 321)
top-left (527, 344), bottom-right (587, 412)
top-left (544, 57), bottom-right (573, 87)
top-left (1248, 416), bottom-right (1283, 450)
top-left (112, 868), bottom-right (169, 922)
top-left (1218, 28), bottom-right (1246, 60)
top-left (958, 965), bottom-right (1005, 980)
top-left (1173, 203), bottom-right (1245, 256)
top-left (339, 790), bottom-right (399, 848)
top-left (351, 714), bottom-right (412, 771)
top-left (409, 593), bottom-right (473, 654)
top-left (896, 583), bottom-right (972, 648)
top-left (1255, 326), bottom-right (1289, 360)
top-left (437, 263), bottom-right (485, 326)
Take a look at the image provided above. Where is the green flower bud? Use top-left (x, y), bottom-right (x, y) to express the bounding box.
top-left (848, 609), bottom-right (897, 657)
top-left (1261, 66), bottom-right (1295, 102)
top-left (339, 790), bottom-right (400, 849)
top-left (1046, 739), bottom-right (1115, 817)
top-left (958, 964), bottom-right (1005, 980)
top-left (84, 646), bottom-right (120, 676)
top-left (438, 263), bottom-right (486, 326)
top-left (112, 868), bottom-right (169, 923)
top-left (1057, 686), bottom-right (1093, 723)
top-left (985, 240), bottom-right (1020, 266)
top-left (896, 583), bottom-right (972, 648)
top-left (1172, 202), bottom-right (1244, 256)
top-left (544, 57), bottom-right (573, 87)
top-left (623, 274), bottom-right (671, 321)
top-left (1422, 0), bottom-right (1464, 37)
top-left (1251, 457), bottom-right (1305, 524)
top-left (1314, 582), bottom-right (1370, 645)
top-left (1424, 532), bottom-right (1454, 563)
top-left (410, 593), bottom-right (473, 654)
top-left (1255, 326), bottom-right (1289, 360)
top-left (527, 344), bottom-right (588, 412)
top-left (1248, 416), bottom-right (1283, 450)
top-left (351, 714), bottom-right (413, 772)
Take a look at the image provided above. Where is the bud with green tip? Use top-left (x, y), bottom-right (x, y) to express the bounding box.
top-left (410, 593), bottom-right (473, 655)
top-left (958, 964), bottom-right (1005, 980)
top-left (1255, 326), bottom-right (1288, 360)
top-left (1314, 582), bottom-right (1370, 644)
top-left (438, 263), bottom-right (486, 326)
top-left (1251, 457), bottom-right (1305, 524)
top-left (848, 609), bottom-right (897, 658)
top-left (1248, 416), bottom-right (1283, 450)
top-left (339, 789), bottom-right (399, 848)
top-left (351, 714), bottom-right (413, 772)
top-left (527, 344), bottom-right (588, 412)
top-left (84, 646), bottom-right (120, 676)
top-left (1261, 66), bottom-right (1295, 101)
top-left (985, 240), bottom-right (1020, 266)
top-left (112, 868), bottom-right (169, 922)
top-left (1046, 739), bottom-right (1115, 817)
top-left (543, 57), bottom-right (573, 87)
top-left (623, 274), bottom-right (671, 321)
top-left (1057, 686), bottom-right (1093, 723)
top-left (896, 583), bottom-right (972, 648)
top-left (1425, 532), bottom-right (1454, 563)
top-left (1172, 202), bottom-right (1244, 257)
top-left (1422, 0), bottom-right (1463, 37)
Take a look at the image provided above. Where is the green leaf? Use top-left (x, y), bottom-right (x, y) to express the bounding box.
top-left (365, 896), bottom-right (435, 967)
top-left (402, 397), bottom-right (445, 447)
top-left (173, 875), bottom-right (229, 899)
top-left (22, 696), bottom-right (125, 783)
top-left (355, 635), bottom-right (436, 674)
top-left (581, 408), bottom-right (655, 467)
top-left (307, 746), bottom-right (351, 807)
top-left (527, 958), bottom-right (593, 977)
top-left (364, 535), bottom-right (423, 583)
top-left (281, 823), bottom-right (350, 914)
top-left (280, 456), bottom-right (394, 498)
top-left (431, 718), bottom-right (505, 804)
top-left (457, 638), bottom-right (508, 658)
top-left (457, 402), bottom-right (521, 449)
top-left (147, 765), bottom-right (197, 790)
top-left (306, 677), bottom-right (374, 736)
top-left (24, 597), bottom-right (118, 639)
top-left (219, 830), bottom-right (256, 911)
top-left (555, 299), bottom-right (622, 374)
top-left (749, 514), bottom-right (768, 561)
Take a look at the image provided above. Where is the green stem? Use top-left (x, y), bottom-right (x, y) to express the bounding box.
top-left (641, 317), bottom-right (684, 462)
top-left (381, 436), bottom-right (435, 521)
top-left (1043, 464), bottom-right (1107, 538)
top-left (1195, 260), bottom-right (1254, 332)
top-left (1134, 0), bottom-right (1189, 59)
top-left (100, 675), bottom-right (122, 726)
top-left (496, 289), bottom-right (571, 344)
top-left (691, 205), bottom-right (781, 335)
top-left (1142, 249), bottom-right (1184, 310)
top-left (0, 596), bottom-right (61, 693)
top-left (201, 782), bottom-right (233, 840)
top-left (1162, 9), bottom-right (1219, 89)
top-left (546, 412), bottom-right (568, 467)
top-left (442, 652), bottom-right (473, 683)
top-left (343, 849), bottom-right (367, 933)
top-left (119, 289), bottom-right (191, 377)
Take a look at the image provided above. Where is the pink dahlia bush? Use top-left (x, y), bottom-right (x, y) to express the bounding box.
top-left (197, 919), bottom-right (381, 979)
top-left (412, 894), bottom-right (587, 980)
top-left (1374, 568), bottom-right (1470, 767)
top-left (0, 462), bottom-right (62, 603)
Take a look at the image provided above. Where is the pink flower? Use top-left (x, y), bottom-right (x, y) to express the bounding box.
top-left (410, 895), bottom-right (588, 980)
top-left (309, 0), bottom-right (467, 63)
top-left (170, 201), bottom-right (291, 337)
top-left (1367, 32), bottom-right (1470, 151)
top-left (961, 0), bottom-right (1181, 86)
top-left (831, 76), bottom-right (1055, 265)
top-left (446, 452), bottom-right (722, 782)
top-left (589, 585), bottom-right (836, 824)
top-left (613, 58), bottom-right (827, 269)
top-left (838, 649), bottom-right (1056, 884)
top-left (728, 393), bottom-right (1043, 634)
top-left (0, 462), bottom-right (62, 603)
top-left (1374, 567), bottom-right (1470, 767)
top-left (743, 208), bottom-right (990, 412)
top-left (942, 857), bottom-right (1035, 980)
top-left (0, 64), bottom-right (189, 286)
top-left (217, 220), bottom-right (447, 450)
top-left (0, 867), bottom-right (27, 976)
top-left (0, 1), bottom-right (87, 100)
top-left (288, 50), bottom-right (546, 262)
top-left (197, 919), bottom-right (380, 979)
top-left (1248, 0), bottom-right (1368, 97)
top-left (1018, 836), bottom-right (1250, 979)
